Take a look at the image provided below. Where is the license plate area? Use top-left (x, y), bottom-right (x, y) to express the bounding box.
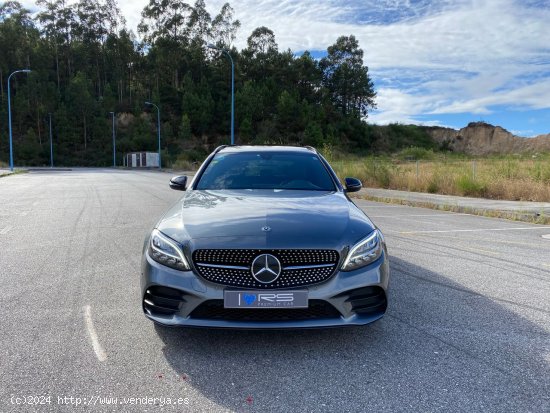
top-left (224, 290), bottom-right (308, 308)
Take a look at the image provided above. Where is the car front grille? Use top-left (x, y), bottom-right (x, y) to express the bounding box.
top-left (192, 249), bottom-right (340, 289)
top-left (189, 300), bottom-right (341, 322)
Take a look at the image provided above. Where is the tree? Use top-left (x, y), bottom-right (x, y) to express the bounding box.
top-left (179, 113), bottom-right (191, 141)
top-left (211, 3), bottom-right (239, 48)
top-left (36, 0), bottom-right (67, 91)
top-left (292, 51), bottom-right (323, 104)
top-left (245, 26), bottom-right (277, 57)
top-left (0, 1), bottom-right (36, 89)
top-left (66, 71), bottom-right (95, 150)
top-left (36, 0), bottom-right (77, 84)
top-left (181, 74), bottom-right (214, 135)
top-left (0, 1), bottom-right (32, 25)
top-left (320, 35), bottom-right (376, 118)
top-left (138, 0), bottom-right (192, 43)
top-left (276, 90), bottom-right (303, 133)
top-left (236, 80), bottom-right (265, 124)
top-left (304, 121), bottom-right (324, 147)
top-left (188, 0), bottom-right (211, 45)
top-left (0, 0), bottom-right (385, 167)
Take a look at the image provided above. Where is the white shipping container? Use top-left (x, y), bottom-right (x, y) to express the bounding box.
top-left (146, 152), bottom-right (159, 167)
top-left (125, 152), bottom-right (159, 168)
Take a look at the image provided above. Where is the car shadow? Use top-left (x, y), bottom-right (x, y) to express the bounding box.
top-left (155, 256), bottom-right (549, 412)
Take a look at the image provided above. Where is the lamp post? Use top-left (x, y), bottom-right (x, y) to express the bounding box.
top-left (144, 101), bottom-right (161, 169)
top-left (7, 69), bottom-right (31, 171)
top-left (207, 44), bottom-right (234, 145)
top-left (48, 113), bottom-right (53, 168)
top-left (110, 112), bottom-right (116, 167)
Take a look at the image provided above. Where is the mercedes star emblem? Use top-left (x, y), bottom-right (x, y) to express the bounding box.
top-left (251, 254), bottom-right (282, 284)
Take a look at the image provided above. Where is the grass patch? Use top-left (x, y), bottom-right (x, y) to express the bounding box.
top-left (456, 175), bottom-right (487, 197)
top-left (0, 169), bottom-right (28, 178)
top-left (426, 179), bottom-right (439, 194)
top-left (332, 154), bottom-right (550, 202)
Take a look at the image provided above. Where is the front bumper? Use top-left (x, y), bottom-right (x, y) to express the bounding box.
top-left (141, 250), bottom-right (390, 329)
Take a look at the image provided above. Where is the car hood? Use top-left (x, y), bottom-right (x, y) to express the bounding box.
top-left (156, 189), bottom-right (375, 249)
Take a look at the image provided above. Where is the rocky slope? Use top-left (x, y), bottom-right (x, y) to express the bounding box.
top-left (422, 122), bottom-right (550, 155)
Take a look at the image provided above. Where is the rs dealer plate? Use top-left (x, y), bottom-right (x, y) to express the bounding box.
top-left (224, 290), bottom-right (308, 308)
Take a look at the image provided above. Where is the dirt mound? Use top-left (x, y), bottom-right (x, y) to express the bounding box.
top-left (423, 122), bottom-right (550, 155)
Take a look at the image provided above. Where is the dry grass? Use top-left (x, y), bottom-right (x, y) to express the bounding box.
top-left (0, 169), bottom-right (28, 178)
top-left (170, 158), bottom-right (197, 171)
top-left (331, 156), bottom-right (550, 202)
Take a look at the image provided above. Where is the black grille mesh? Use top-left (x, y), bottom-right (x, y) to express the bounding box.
top-left (192, 249), bottom-right (339, 289)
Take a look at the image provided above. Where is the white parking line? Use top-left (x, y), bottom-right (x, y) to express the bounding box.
top-left (0, 226), bottom-right (13, 234)
top-left (398, 226), bottom-right (550, 235)
top-left (83, 305), bottom-right (107, 362)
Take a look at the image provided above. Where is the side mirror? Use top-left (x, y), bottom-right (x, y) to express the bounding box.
top-left (344, 177), bottom-right (362, 193)
top-left (169, 175), bottom-right (187, 191)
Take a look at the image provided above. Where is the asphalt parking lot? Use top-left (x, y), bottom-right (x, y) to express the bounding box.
top-left (1, 169), bottom-right (549, 412)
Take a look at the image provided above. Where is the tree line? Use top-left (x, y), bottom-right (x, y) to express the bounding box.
top-left (0, 0), bottom-right (387, 167)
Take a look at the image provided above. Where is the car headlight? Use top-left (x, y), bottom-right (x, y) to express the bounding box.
top-left (148, 229), bottom-right (190, 271)
top-left (341, 230), bottom-right (383, 271)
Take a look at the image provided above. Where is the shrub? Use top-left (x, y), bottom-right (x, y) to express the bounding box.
top-left (397, 147), bottom-right (436, 161)
top-left (373, 162), bottom-right (392, 187)
top-left (427, 179), bottom-right (439, 193)
top-left (456, 175), bottom-right (487, 197)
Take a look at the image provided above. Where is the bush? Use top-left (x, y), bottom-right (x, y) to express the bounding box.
top-left (171, 158), bottom-right (195, 170)
top-left (456, 175), bottom-right (487, 197)
top-left (397, 147), bottom-right (436, 161)
top-left (427, 179), bottom-right (439, 193)
top-left (373, 162), bottom-right (391, 187)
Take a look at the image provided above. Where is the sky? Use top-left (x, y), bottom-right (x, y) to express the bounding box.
top-left (22, 0), bottom-right (550, 136)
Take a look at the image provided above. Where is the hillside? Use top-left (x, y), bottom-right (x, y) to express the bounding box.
top-left (423, 122), bottom-right (550, 155)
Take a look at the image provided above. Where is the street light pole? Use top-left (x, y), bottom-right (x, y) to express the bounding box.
top-left (7, 69), bottom-right (31, 171)
top-left (207, 44), bottom-right (235, 145)
top-left (110, 112), bottom-right (116, 167)
top-left (48, 113), bottom-right (53, 168)
top-left (145, 102), bottom-right (161, 168)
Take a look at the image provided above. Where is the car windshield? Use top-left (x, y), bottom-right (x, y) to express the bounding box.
top-left (195, 151), bottom-right (336, 191)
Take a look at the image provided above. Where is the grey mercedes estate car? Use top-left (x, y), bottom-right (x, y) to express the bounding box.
top-left (141, 145), bottom-right (389, 328)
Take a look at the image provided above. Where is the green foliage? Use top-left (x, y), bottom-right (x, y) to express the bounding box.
top-left (427, 179), bottom-right (439, 193)
top-left (277, 90), bottom-right (303, 133)
top-left (182, 75), bottom-right (214, 135)
top-left (363, 123), bottom-right (436, 153)
top-left (179, 113), bottom-right (192, 141)
top-left (373, 161), bottom-right (391, 187)
top-left (319, 142), bottom-right (333, 161)
top-left (239, 117), bottom-right (252, 140)
top-left (456, 175), bottom-right (487, 197)
top-left (397, 147), bottom-right (436, 160)
top-left (304, 121), bottom-right (323, 147)
top-left (0, 0), bottom-right (450, 168)
top-left (320, 35), bottom-right (376, 118)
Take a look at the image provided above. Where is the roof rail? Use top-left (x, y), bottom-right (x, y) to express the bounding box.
top-left (304, 146), bottom-right (318, 153)
top-left (213, 145), bottom-right (228, 154)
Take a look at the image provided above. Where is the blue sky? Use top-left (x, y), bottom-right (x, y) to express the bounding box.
top-left (22, 0), bottom-right (550, 136)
